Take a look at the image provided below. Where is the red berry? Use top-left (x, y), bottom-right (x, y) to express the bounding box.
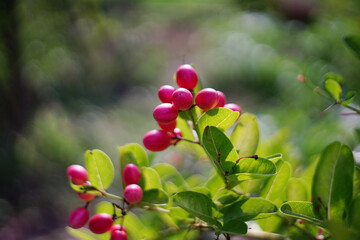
top-left (122, 164), bottom-right (141, 185)
top-left (68, 207), bottom-right (89, 229)
top-left (176, 64), bottom-right (198, 90)
top-left (77, 181), bottom-right (96, 202)
top-left (224, 103), bottom-right (242, 119)
top-left (158, 120), bottom-right (177, 132)
top-left (158, 85), bottom-right (176, 103)
top-left (153, 103), bottom-right (178, 124)
top-left (89, 213), bottom-right (113, 234)
top-left (67, 165), bottom-right (88, 185)
top-left (110, 224), bottom-right (127, 234)
top-left (111, 230), bottom-right (128, 240)
top-left (215, 91), bottom-right (226, 108)
top-left (195, 88), bottom-right (219, 111)
top-left (124, 184), bottom-right (143, 204)
top-left (172, 88), bottom-right (193, 111)
top-left (143, 129), bottom-right (171, 152)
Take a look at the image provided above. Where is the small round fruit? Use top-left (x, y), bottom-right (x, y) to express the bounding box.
top-left (224, 103), bottom-right (242, 119)
top-left (124, 184), bottom-right (143, 204)
top-left (143, 129), bottom-right (171, 152)
top-left (68, 207), bottom-right (89, 229)
top-left (176, 64), bottom-right (198, 90)
top-left (110, 224), bottom-right (127, 234)
top-left (215, 91), bottom-right (226, 108)
top-left (153, 103), bottom-right (178, 124)
top-left (158, 85), bottom-right (176, 103)
top-left (67, 165), bottom-right (88, 185)
top-left (111, 230), bottom-right (128, 240)
top-left (158, 120), bottom-right (177, 132)
top-left (195, 88), bottom-right (219, 111)
top-left (172, 88), bottom-right (193, 110)
top-left (77, 181), bottom-right (96, 202)
top-left (89, 213), bottom-right (113, 234)
top-left (122, 164), bottom-right (141, 185)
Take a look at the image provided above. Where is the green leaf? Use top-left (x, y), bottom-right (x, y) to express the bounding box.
top-left (85, 150), bottom-right (114, 190)
top-left (227, 157), bottom-right (277, 183)
top-left (280, 201), bottom-right (324, 227)
top-left (260, 160), bottom-right (291, 203)
top-left (153, 163), bottom-right (188, 190)
top-left (205, 170), bottom-right (226, 197)
top-left (344, 35), bottom-right (360, 60)
top-left (141, 167), bottom-right (163, 191)
top-left (342, 91), bottom-right (356, 106)
top-left (142, 189), bottom-right (169, 205)
top-left (312, 142), bottom-right (354, 221)
top-left (69, 180), bottom-right (100, 194)
top-left (325, 72), bottom-right (343, 84)
top-left (173, 191), bottom-right (222, 228)
top-left (221, 197), bottom-right (278, 221)
top-left (354, 166), bottom-right (360, 197)
top-left (287, 178), bottom-right (308, 201)
top-left (118, 143), bottom-right (149, 176)
top-left (196, 108), bottom-right (239, 141)
top-left (230, 113), bottom-right (259, 157)
top-left (66, 227), bottom-right (98, 240)
top-left (222, 219), bottom-right (248, 235)
top-left (324, 79), bottom-right (342, 102)
top-left (266, 153), bottom-right (283, 164)
top-left (202, 126), bottom-right (238, 178)
top-left (348, 195), bottom-right (360, 230)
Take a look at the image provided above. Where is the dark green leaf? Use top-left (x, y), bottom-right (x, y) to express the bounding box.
top-left (118, 143), bottom-right (148, 176)
top-left (196, 108), bottom-right (239, 141)
top-left (85, 150), bottom-right (114, 190)
top-left (312, 142), bottom-right (354, 221)
top-left (342, 91), bottom-right (356, 106)
top-left (354, 166), bottom-right (360, 197)
top-left (173, 191), bottom-right (222, 228)
top-left (348, 195), bottom-right (360, 230)
top-left (222, 219), bottom-right (247, 235)
top-left (324, 79), bottom-right (342, 102)
top-left (230, 113), bottom-right (259, 157)
top-left (344, 35), bottom-right (360, 60)
top-left (280, 201), bottom-right (324, 227)
top-left (221, 197), bottom-right (277, 221)
top-left (142, 189), bottom-right (169, 205)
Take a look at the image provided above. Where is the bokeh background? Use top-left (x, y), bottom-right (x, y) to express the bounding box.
top-left (1, 0), bottom-right (360, 239)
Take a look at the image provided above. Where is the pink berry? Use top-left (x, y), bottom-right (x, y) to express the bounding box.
top-left (195, 88), bottom-right (219, 111)
top-left (158, 85), bottom-right (176, 103)
top-left (176, 64), bottom-right (198, 90)
top-left (67, 165), bottom-right (88, 185)
top-left (153, 103), bottom-right (178, 124)
top-left (111, 230), bottom-right (128, 240)
top-left (172, 88), bottom-right (193, 111)
top-left (124, 184), bottom-right (143, 204)
top-left (110, 224), bottom-right (127, 234)
top-left (215, 91), bottom-right (226, 108)
top-left (143, 129), bottom-right (171, 152)
top-left (158, 120), bottom-right (177, 132)
top-left (68, 208), bottom-right (89, 229)
top-left (89, 213), bottom-right (113, 234)
top-left (224, 103), bottom-right (242, 119)
top-left (122, 164), bottom-right (141, 185)
top-left (77, 181), bottom-right (96, 202)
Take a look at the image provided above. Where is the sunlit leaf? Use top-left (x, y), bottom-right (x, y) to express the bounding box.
top-left (85, 150), bottom-right (114, 190)
top-left (280, 201), bottom-right (324, 227)
top-left (324, 79), bottom-right (342, 102)
top-left (342, 91), bottom-right (356, 106)
top-left (66, 227), bottom-right (98, 240)
top-left (141, 167), bottom-right (163, 191)
top-left (287, 178), bottom-right (308, 201)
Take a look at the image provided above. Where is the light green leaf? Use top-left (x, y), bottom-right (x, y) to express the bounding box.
top-left (280, 201), bottom-right (324, 227)
top-left (153, 163), bottom-right (188, 190)
top-left (202, 126), bottom-right (238, 178)
top-left (118, 143), bottom-right (148, 176)
top-left (69, 180), bottom-right (100, 195)
top-left (324, 79), bottom-right (342, 102)
top-left (85, 150), bottom-right (114, 190)
top-left (173, 191), bottom-right (222, 228)
top-left (342, 91), bottom-right (356, 106)
top-left (344, 35), bottom-right (360, 60)
top-left (141, 167), bottom-right (163, 191)
top-left (196, 108), bottom-right (239, 141)
top-left (142, 189), bottom-right (169, 205)
top-left (266, 153), bottom-right (283, 164)
top-left (222, 219), bottom-right (248, 235)
top-left (230, 113), bottom-right (259, 157)
top-left (66, 227), bottom-right (98, 240)
top-left (260, 160), bottom-right (291, 203)
top-left (312, 142), bottom-right (354, 221)
top-left (287, 178), bottom-right (308, 201)
top-left (205, 170), bottom-right (226, 197)
top-left (221, 197), bottom-right (277, 222)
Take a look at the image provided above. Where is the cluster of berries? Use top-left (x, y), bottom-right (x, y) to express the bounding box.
top-left (122, 163), bottom-right (143, 204)
top-left (143, 64), bottom-right (242, 152)
top-left (67, 165), bottom-right (96, 202)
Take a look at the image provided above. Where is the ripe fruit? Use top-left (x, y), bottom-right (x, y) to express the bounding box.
top-left (224, 103), bottom-right (242, 119)
top-left (215, 91), bottom-right (226, 107)
top-left (110, 224), bottom-right (127, 234)
top-left (176, 64), bottom-right (198, 90)
top-left (158, 85), bottom-right (176, 103)
top-left (153, 103), bottom-right (178, 124)
top-left (89, 213), bottom-right (113, 234)
top-left (111, 230), bottom-right (128, 240)
top-left (68, 207), bottom-right (89, 229)
top-left (124, 184), bottom-right (143, 204)
top-left (67, 165), bottom-right (88, 185)
top-left (122, 164), bottom-right (141, 185)
top-left (158, 120), bottom-right (177, 132)
top-left (195, 88), bottom-right (219, 111)
top-left (172, 88), bottom-right (193, 110)
top-left (77, 181), bottom-right (96, 202)
top-left (143, 129), bottom-right (171, 152)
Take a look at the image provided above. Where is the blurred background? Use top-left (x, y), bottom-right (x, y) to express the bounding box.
top-left (0, 0), bottom-right (360, 239)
